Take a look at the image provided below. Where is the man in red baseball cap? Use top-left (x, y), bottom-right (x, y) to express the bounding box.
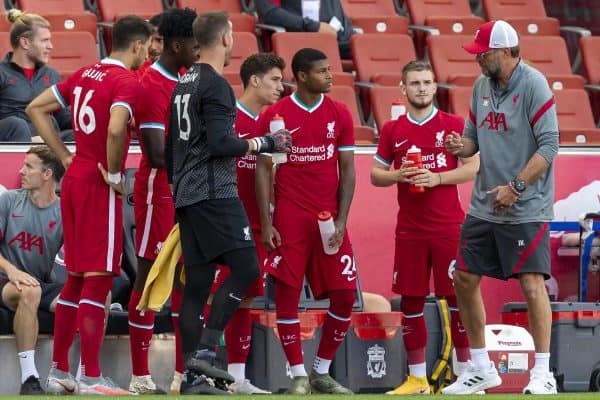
top-left (442, 20), bottom-right (559, 396)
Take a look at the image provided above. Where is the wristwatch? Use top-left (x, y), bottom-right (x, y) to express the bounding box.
top-left (510, 178), bottom-right (526, 194)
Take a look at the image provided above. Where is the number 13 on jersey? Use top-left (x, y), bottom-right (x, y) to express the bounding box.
top-left (174, 94), bottom-right (191, 140)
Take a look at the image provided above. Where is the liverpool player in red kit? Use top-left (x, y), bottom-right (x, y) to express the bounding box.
top-left (128, 8), bottom-right (199, 395)
top-left (370, 61), bottom-right (479, 395)
top-left (26, 16), bottom-right (152, 395)
top-left (210, 52), bottom-right (285, 394)
top-left (256, 48), bottom-right (356, 394)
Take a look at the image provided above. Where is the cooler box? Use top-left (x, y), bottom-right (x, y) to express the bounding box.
top-left (484, 324), bottom-right (535, 393)
top-left (332, 312), bottom-right (406, 393)
top-left (502, 301), bottom-right (600, 391)
top-left (246, 310), bottom-right (325, 393)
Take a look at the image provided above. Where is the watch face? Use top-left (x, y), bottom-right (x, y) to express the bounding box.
top-left (514, 179), bottom-right (526, 192)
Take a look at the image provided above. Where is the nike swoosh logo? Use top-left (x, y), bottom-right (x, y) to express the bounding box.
top-left (242, 344), bottom-right (250, 350)
top-left (238, 132), bottom-right (251, 138)
top-left (333, 337), bottom-right (345, 342)
top-left (395, 139), bottom-right (408, 148)
top-left (56, 381), bottom-right (75, 393)
top-left (282, 340), bottom-right (295, 346)
top-left (289, 127), bottom-right (300, 134)
top-left (347, 276), bottom-right (357, 282)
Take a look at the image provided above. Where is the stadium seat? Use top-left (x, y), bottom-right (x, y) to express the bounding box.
top-left (0, 32), bottom-right (10, 56)
top-left (351, 33), bottom-right (416, 86)
top-left (328, 85), bottom-right (376, 144)
top-left (426, 34), bottom-right (480, 86)
top-left (580, 36), bottom-right (600, 85)
top-left (49, 31), bottom-right (98, 80)
top-left (18, 0), bottom-right (88, 14)
top-left (222, 31), bottom-right (258, 86)
top-left (95, 0), bottom-right (164, 22)
top-left (231, 84), bottom-right (244, 98)
top-left (553, 88), bottom-right (600, 145)
top-left (270, 32), bottom-right (355, 88)
top-left (368, 85), bottom-right (405, 132)
top-left (340, 0), bottom-right (409, 34)
top-left (43, 13), bottom-right (99, 41)
top-left (174, 0), bottom-right (257, 32)
top-left (481, 0), bottom-right (560, 36)
top-left (447, 85), bottom-right (471, 120)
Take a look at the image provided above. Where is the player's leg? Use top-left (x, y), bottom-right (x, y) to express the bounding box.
top-left (306, 234), bottom-right (356, 394)
top-left (226, 240), bottom-right (271, 394)
top-left (498, 222), bottom-right (555, 394)
top-left (442, 216), bottom-right (501, 395)
top-left (386, 238), bottom-right (430, 395)
top-left (273, 278), bottom-right (308, 394)
top-left (431, 232), bottom-right (471, 376)
top-left (1, 280), bottom-right (44, 394)
top-left (169, 262), bottom-right (184, 394)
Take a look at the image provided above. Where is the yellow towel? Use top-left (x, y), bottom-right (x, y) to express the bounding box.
top-left (137, 224), bottom-right (183, 313)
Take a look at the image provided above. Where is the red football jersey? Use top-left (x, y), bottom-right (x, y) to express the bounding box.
top-left (134, 62), bottom-right (178, 203)
top-left (375, 108), bottom-right (466, 238)
top-left (135, 59), bottom-right (153, 80)
top-left (235, 100), bottom-right (262, 230)
top-left (53, 58), bottom-right (140, 184)
top-left (260, 93), bottom-right (355, 215)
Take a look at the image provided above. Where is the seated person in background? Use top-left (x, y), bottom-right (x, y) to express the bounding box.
top-left (0, 10), bottom-right (72, 143)
top-left (0, 146), bottom-right (64, 394)
top-left (254, 0), bottom-right (354, 59)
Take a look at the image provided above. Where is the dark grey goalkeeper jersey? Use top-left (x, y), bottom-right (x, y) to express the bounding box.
top-left (465, 60), bottom-right (559, 224)
top-left (166, 63), bottom-right (239, 209)
top-left (0, 189), bottom-right (62, 282)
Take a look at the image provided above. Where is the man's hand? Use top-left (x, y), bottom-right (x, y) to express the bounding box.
top-left (97, 163), bottom-right (125, 196)
top-left (318, 22), bottom-right (338, 35)
top-left (6, 267), bottom-right (39, 291)
top-left (262, 223), bottom-right (282, 251)
top-left (396, 159), bottom-right (419, 183)
top-left (254, 129), bottom-right (293, 153)
top-left (444, 131), bottom-right (464, 156)
top-left (329, 219), bottom-right (346, 249)
top-left (487, 185), bottom-right (519, 215)
top-left (411, 168), bottom-right (441, 188)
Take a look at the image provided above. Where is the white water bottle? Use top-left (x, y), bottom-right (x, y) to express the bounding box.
top-left (318, 211), bottom-right (339, 255)
top-left (391, 99), bottom-right (406, 121)
top-left (269, 114), bottom-right (287, 164)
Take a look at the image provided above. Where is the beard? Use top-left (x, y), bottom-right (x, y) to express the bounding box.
top-left (407, 97), bottom-right (433, 110)
top-left (482, 62), bottom-right (502, 80)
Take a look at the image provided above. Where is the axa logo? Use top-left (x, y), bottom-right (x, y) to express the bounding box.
top-left (326, 121), bottom-right (336, 139)
top-left (479, 111), bottom-right (507, 131)
top-left (8, 231), bottom-right (44, 254)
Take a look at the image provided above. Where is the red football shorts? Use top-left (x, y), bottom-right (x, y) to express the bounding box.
top-left (392, 229), bottom-right (460, 297)
top-left (61, 175), bottom-right (123, 275)
top-left (265, 202), bottom-right (357, 299)
top-left (134, 195), bottom-right (176, 262)
top-left (212, 231), bottom-right (267, 297)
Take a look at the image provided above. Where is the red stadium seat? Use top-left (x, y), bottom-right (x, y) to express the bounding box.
top-left (351, 33), bottom-right (416, 86)
top-left (49, 31), bottom-right (99, 80)
top-left (580, 36), bottom-right (600, 85)
top-left (95, 0), bottom-right (164, 22)
top-left (368, 86), bottom-right (405, 132)
top-left (44, 13), bottom-right (99, 41)
top-left (426, 35), bottom-right (480, 86)
top-left (0, 32), bottom-right (11, 57)
top-left (271, 32), bottom-right (355, 88)
top-left (175, 0), bottom-right (256, 32)
top-left (481, 0), bottom-right (560, 36)
top-left (340, 0), bottom-right (409, 34)
top-left (447, 85), bottom-right (471, 120)
top-left (328, 85), bottom-right (376, 144)
top-left (18, 0), bottom-right (87, 13)
top-left (222, 31), bottom-right (258, 86)
top-left (553, 88), bottom-right (600, 145)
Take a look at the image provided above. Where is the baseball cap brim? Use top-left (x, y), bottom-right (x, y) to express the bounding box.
top-left (463, 41), bottom-right (491, 55)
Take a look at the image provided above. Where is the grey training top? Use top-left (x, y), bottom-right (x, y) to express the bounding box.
top-left (465, 60), bottom-right (559, 224)
top-left (0, 189), bottom-right (63, 282)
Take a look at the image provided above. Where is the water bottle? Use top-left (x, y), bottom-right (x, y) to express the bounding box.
top-left (318, 211), bottom-right (339, 255)
top-left (269, 114), bottom-right (287, 164)
top-left (406, 145), bottom-right (425, 193)
top-left (391, 99), bottom-right (406, 121)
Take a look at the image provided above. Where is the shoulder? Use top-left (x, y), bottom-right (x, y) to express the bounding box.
top-left (323, 95), bottom-right (352, 118)
top-left (439, 110), bottom-right (465, 126)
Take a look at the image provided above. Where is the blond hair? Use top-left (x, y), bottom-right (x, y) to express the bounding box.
top-left (7, 9), bottom-right (50, 49)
